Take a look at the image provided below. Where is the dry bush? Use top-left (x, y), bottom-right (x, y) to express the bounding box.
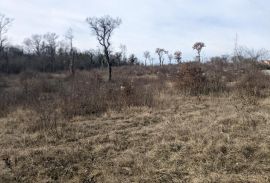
top-left (119, 79), bottom-right (154, 107)
top-left (176, 63), bottom-right (205, 95)
top-left (0, 69), bottom-right (156, 121)
top-left (61, 71), bottom-right (107, 118)
top-left (0, 90), bottom-right (21, 117)
top-left (0, 74), bottom-right (7, 88)
top-left (176, 62), bottom-right (225, 95)
top-left (26, 94), bottom-right (64, 136)
top-left (114, 65), bottom-right (151, 78)
top-left (235, 70), bottom-right (270, 98)
top-left (61, 71), bottom-right (154, 119)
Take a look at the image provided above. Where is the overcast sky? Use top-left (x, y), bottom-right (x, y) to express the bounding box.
top-left (0, 0), bottom-right (270, 62)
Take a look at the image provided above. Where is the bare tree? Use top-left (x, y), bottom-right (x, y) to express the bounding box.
top-left (237, 46), bottom-right (269, 62)
top-left (114, 52), bottom-right (122, 65)
top-left (120, 44), bottom-right (127, 62)
top-left (128, 54), bottom-right (138, 65)
top-left (167, 53), bottom-right (173, 65)
top-left (143, 51), bottom-right (150, 66)
top-left (174, 51), bottom-right (182, 64)
top-left (86, 15), bottom-right (122, 81)
top-left (0, 14), bottom-right (13, 73)
top-left (155, 48), bottom-right (168, 66)
top-left (44, 32), bottom-right (59, 72)
top-left (0, 14), bottom-right (13, 54)
top-left (150, 57), bottom-right (154, 66)
top-left (193, 42), bottom-right (205, 62)
top-left (65, 28), bottom-right (75, 75)
top-left (23, 38), bottom-right (33, 54)
top-left (23, 34), bottom-right (43, 56)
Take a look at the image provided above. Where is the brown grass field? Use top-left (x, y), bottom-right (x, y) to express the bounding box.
top-left (0, 63), bottom-right (270, 182)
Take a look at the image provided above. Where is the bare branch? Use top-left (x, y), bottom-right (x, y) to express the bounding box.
top-left (0, 14), bottom-right (13, 50)
top-left (86, 15), bottom-right (122, 81)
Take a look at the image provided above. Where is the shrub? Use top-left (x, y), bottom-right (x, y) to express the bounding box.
top-left (235, 70), bottom-right (270, 97)
top-left (27, 94), bottom-right (63, 135)
top-left (176, 62), bottom-right (227, 95)
top-left (176, 63), bottom-right (207, 95)
top-left (61, 72), bottom-right (155, 119)
top-left (61, 72), bottom-right (107, 118)
top-left (120, 79), bottom-right (154, 107)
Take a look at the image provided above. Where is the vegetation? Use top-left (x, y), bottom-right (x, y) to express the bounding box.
top-left (86, 16), bottom-right (122, 81)
top-left (193, 42), bottom-right (206, 62)
top-left (0, 13), bottom-right (270, 182)
top-left (1, 56), bottom-right (270, 182)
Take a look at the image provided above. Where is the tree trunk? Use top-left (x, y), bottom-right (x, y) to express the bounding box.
top-left (104, 48), bottom-right (112, 81)
top-left (108, 63), bottom-right (112, 81)
top-left (69, 50), bottom-right (75, 76)
top-left (5, 52), bottom-right (9, 74)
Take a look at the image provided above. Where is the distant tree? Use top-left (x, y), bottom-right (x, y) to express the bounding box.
top-left (58, 40), bottom-right (69, 54)
top-left (155, 48), bottom-right (168, 66)
top-left (87, 49), bottom-right (96, 66)
top-left (0, 14), bottom-right (13, 54)
top-left (23, 38), bottom-right (32, 54)
top-left (114, 52), bottom-right (122, 66)
top-left (65, 28), bottom-right (75, 75)
top-left (193, 42), bottom-right (205, 62)
top-left (167, 53), bottom-right (173, 65)
top-left (23, 34), bottom-right (43, 56)
top-left (143, 51), bottom-right (150, 66)
top-left (174, 51), bottom-right (182, 64)
top-left (238, 47), bottom-right (269, 62)
top-left (128, 54), bottom-right (138, 65)
top-left (120, 44), bottom-right (127, 62)
top-left (57, 40), bottom-right (70, 70)
top-left (86, 15), bottom-right (122, 81)
top-left (44, 32), bottom-right (59, 72)
top-left (0, 13), bottom-right (13, 73)
top-left (150, 57), bottom-right (154, 66)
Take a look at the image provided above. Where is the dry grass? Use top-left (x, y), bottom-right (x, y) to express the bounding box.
top-left (0, 65), bottom-right (270, 182)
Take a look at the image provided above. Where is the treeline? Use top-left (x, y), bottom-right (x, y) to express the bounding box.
top-left (0, 40), bottom-right (139, 74)
top-left (0, 13), bottom-right (142, 74)
top-left (1, 13), bottom-right (269, 76)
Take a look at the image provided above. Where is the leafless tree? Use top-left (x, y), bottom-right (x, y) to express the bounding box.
top-left (155, 48), bottom-right (168, 66)
top-left (58, 40), bottom-right (69, 54)
top-left (193, 42), bottom-right (205, 62)
top-left (86, 15), bottom-right (122, 81)
top-left (23, 38), bottom-right (32, 54)
top-left (0, 14), bottom-right (13, 54)
top-left (174, 51), bottom-right (182, 64)
top-left (0, 14), bottom-right (13, 73)
top-left (237, 46), bottom-right (269, 62)
top-left (44, 32), bottom-right (59, 72)
top-left (128, 54), bottom-right (138, 65)
top-left (120, 44), bottom-right (127, 62)
top-left (23, 34), bottom-right (43, 56)
top-left (143, 51), bottom-right (150, 66)
top-left (150, 57), bottom-right (154, 66)
top-left (167, 53), bottom-right (173, 65)
top-left (114, 52), bottom-right (122, 65)
top-left (65, 28), bottom-right (75, 75)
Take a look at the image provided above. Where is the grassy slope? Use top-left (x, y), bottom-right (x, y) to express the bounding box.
top-left (1, 88), bottom-right (270, 182)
